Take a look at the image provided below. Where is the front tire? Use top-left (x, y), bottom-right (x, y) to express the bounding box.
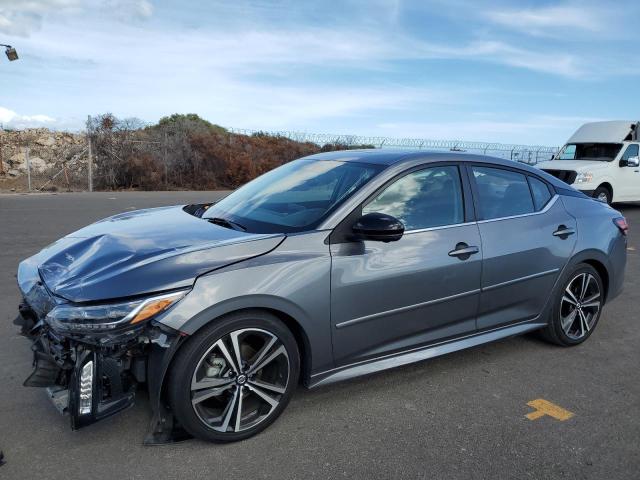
top-left (167, 310), bottom-right (300, 442)
top-left (592, 186), bottom-right (612, 205)
top-left (541, 264), bottom-right (604, 346)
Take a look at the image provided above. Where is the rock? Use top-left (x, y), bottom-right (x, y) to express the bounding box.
top-left (7, 169), bottom-right (20, 177)
top-left (36, 135), bottom-right (56, 147)
top-left (28, 156), bottom-right (48, 172)
top-left (8, 153), bottom-right (25, 168)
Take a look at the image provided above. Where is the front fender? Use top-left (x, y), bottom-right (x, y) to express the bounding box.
top-left (157, 231), bottom-right (333, 377)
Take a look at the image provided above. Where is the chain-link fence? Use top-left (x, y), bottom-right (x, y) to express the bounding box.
top-left (0, 123), bottom-right (559, 193)
top-left (0, 130), bottom-right (90, 192)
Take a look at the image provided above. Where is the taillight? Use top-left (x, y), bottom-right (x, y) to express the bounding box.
top-left (613, 217), bottom-right (628, 236)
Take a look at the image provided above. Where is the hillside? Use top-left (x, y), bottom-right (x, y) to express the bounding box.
top-left (0, 114), bottom-right (373, 192)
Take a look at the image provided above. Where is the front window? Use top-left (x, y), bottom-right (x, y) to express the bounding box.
top-left (363, 165), bottom-right (464, 231)
top-left (621, 144), bottom-right (639, 161)
top-left (558, 143), bottom-right (623, 161)
top-left (203, 159), bottom-right (383, 233)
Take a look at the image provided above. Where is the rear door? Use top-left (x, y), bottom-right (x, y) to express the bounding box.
top-left (330, 163), bottom-right (482, 365)
top-left (469, 165), bottom-right (577, 330)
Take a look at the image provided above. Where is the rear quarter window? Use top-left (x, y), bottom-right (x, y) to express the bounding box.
top-left (528, 176), bottom-right (553, 211)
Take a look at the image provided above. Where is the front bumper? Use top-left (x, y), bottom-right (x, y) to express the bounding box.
top-left (15, 300), bottom-right (183, 436)
top-left (17, 309), bottom-right (138, 429)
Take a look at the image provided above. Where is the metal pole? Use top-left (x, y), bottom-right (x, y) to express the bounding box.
top-left (86, 115), bottom-right (94, 192)
top-left (0, 131), bottom-right (4, 175)
top-left (163, 130), bottom-right (168, 188)
top-left (25, 146), bottom-right (31, 192)
top-left (87, 133), bottom-right (93, 192)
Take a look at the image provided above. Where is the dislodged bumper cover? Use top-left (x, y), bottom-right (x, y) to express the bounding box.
top-left (16, 307), bottom-right (179, 433)
top-left (17, 205), bottom-right (284, 303)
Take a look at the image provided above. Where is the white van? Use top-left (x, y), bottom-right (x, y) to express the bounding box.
top-left (536, 121), bottom-right (640, 204)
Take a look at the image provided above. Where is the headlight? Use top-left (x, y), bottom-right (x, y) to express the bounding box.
top-left (45, 291), bottom-right (187, 333)
top-left (575, 172), bottom-right (593, 183)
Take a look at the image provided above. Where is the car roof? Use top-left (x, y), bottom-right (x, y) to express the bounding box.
top-left (302, 149), bottom-right (569, 189)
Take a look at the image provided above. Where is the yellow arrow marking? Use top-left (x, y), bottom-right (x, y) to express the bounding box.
top-left (526, 399), bottom-right (574, 421)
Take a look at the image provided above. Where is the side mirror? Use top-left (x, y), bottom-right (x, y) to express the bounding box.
top-left (627, 156), bottom-right (640, 167)
top-left (352, 212), bottom-right (404, 242)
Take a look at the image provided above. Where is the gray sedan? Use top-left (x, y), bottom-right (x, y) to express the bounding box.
top-left (15, 150), bottom-right (627, 443)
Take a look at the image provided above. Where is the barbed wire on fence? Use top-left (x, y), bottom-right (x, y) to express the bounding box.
top-left (227, 128), bottom-right (559, 164)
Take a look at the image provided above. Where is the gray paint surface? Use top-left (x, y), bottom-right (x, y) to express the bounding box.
top-left (1, 191), bottom-right (638, 479)
top-left (13, 152), bottom-right (626, 386)
top-left (329, 223), bottom-right (482, 364)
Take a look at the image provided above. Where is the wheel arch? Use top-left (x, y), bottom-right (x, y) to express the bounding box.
top-left (167, 295), bottom-right (315, 385)
top-left (595, 182), bottom-right (614, 200)
top-left (145, 299), bottom-right (316, 442)
top-left (565, 249), bottom-right (612, 302)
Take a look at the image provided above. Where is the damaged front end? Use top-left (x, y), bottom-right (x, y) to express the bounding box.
top-left (16, 277), bottom-right (189, 440)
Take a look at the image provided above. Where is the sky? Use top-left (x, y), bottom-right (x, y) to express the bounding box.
top-left (0, 0), bottom-right (639, 146)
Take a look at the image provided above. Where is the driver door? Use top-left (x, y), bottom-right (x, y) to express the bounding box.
top-left (617, 144), bottom-right (640, 200)
top-left (329, 164), bottom-right (482, 365)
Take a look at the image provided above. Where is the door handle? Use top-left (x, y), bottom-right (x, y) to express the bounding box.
top-left (553, 226), bottom-right (575, 238)
top-left (448, 243), bottom-right (479, 259)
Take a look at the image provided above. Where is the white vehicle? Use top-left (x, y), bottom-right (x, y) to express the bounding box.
top-left (537, 121), bottom-right (640, 204)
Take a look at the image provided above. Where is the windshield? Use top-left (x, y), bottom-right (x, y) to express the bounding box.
top-left (203, 159), bottom-right (384, 233)
top-left (557, 143), bottom-right (623, 162)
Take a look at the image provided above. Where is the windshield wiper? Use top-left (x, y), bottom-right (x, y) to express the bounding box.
top-left (208, 217), bottom-right (247, 232)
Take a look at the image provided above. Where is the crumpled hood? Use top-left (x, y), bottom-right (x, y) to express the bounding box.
top-left (536, 160), bottom-right (610, 172)
top-left (18, 205), bottom-right (284, 303)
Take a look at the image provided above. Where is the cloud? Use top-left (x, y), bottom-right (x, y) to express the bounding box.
top-left (0, 106), bottom-right (56, 128)
top-left (484, 4), bottom-right (606, 37)
top-left (414, 39), bottom-right (581, 77)
top-left (0, 0), bottom-right (153, 36)
top-left (25, 18), bottom-right (584, 80)
top-left (0, 0), bottom-right (81, 36)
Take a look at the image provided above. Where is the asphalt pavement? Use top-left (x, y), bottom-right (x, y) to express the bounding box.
top-left (0, 191), bottom-right (638, 479)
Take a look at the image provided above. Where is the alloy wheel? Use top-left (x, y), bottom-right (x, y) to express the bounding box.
top-left (190, 328), bottom-right (290, 433)
top-left (560, 273), bottom-right (601, 340)
top-left (597, 192), bottom-right (609, 203)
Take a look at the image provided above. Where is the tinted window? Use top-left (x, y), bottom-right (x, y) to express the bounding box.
top-left (472, 166), bottom-right (534, 220)
top-left (363, 165), bottom-right (464, 230)
top-left (204, 160), bottom-right (382, 233)
top-left (622, 144), bottom-right (639, 160)
top-left (558, 143), bottom-right (622, 162)
top-left (528, 176), bottom-right (552, 211)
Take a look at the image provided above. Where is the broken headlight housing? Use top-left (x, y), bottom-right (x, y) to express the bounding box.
top-left (45, 290), bottom-right (187, 333)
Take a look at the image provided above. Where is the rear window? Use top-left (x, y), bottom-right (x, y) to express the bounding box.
top-left (472, 166), bottom-right (534, 220)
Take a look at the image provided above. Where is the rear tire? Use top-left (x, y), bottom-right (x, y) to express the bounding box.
top-left (167, 310), bottom-right (300, 442)
top-left (540, 263), bottom-right (604, 346)
top-left (592, 186), bottom-right (612, 205)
